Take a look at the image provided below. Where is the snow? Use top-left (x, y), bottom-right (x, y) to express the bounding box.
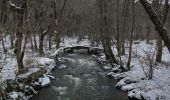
top-left (37, 58), bottom-right (54, 66)
top-left (24, 56), bottom-right (55, 73)
top-left (108, 41), bottom-right (170, 100)
top-left (128, 89), bottom-right (143, 99)
top-left (8, 91), bottom-right (25, 100)
top-left (9, 1), bottom-right (23, 9)
top-left (103, 64), bottom-right (112, 70)
top-left (18, 68), bottom-right (40, 78)
top-left (38, 74), bottom-right (51, 87)
top-left (0, 58), bottom-right (17, 84)
top-left (9, 1), bottom-right (16, 7)
top-left (61, 37), bottom-right (91, 47)
top-left (121, 83), bottom-right (136, 91)
top-left (1, 35), bottom-right (170, 100)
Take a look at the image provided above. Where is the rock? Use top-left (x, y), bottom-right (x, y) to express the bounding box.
top-left (24, 86), bottom-right (37, 96)
top-left (115, 80), bottom-right (127, 89)
top-left (128, 89), bottom-right (144, 100)
top-left (38, 75), bottom-right (51, 87)
top-left (31, 81), bottom-right (41, 91)
top-left (17, 68), bottom-right (45, 84)
top-left (124, 79), bottom-right (137, 84)
top-left (46, 75), bottom-right (55, 80)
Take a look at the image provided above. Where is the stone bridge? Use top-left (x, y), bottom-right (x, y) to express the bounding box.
top-left (53, 45), bottom-right (104, 64)
top-left (63, 46), bottom-right (103, 54)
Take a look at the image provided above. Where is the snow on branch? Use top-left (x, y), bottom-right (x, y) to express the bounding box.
top-left (9, 1), bottom-right (23, 10)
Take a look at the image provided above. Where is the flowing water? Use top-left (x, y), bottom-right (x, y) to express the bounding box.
top-left (31, 50), bottom-right (127, 100)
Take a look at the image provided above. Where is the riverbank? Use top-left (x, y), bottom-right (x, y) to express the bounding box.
top-left (1, 36), bottom-right (170, 100)
top-left (0, 37), bottom-right (93, 99)
top-left (105, 41), bottom-right (170, 100)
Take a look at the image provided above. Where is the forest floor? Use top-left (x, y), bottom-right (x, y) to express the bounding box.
top-left (0, 36), bottom-right (170, 100)
top-left (108, 41), bottom-right (170, 100)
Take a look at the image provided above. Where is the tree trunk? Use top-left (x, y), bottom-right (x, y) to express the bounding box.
top-left (10, 0), bottom-right (28, 73)
top-left (127, 0), bottom-right (135, 70)
top-left (30, 33), bottom-right (34, 51)
top-left (146, 24), bottom-right (151, 43)
top-left (14, 30), bottom-right (24, 73)
top-left (139, 0), bottom-right (170, 52)
top-left (155, 0), bottom-right (169, 62)
top-left (39, 32), bottom-right (46, 55)
top-left (56, 30), bottom-right (61, 49)
top-left (33, 32), bottom-right (38, 51)
top-left (10, 33), bottom-right (14, 49)
top-left (116, 0), bottom-right (121, 56)
top-left (48, 32), bottom-right (52, 50)
top-left (0, 34), bottom-right (7, 53)
top-left (156, 35), bottom-right (162, 62)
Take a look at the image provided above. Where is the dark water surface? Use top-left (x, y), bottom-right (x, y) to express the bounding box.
top-left (31, 51), bottom-right (127, 100)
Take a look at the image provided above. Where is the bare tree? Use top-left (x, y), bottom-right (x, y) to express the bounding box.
top-left (155, 0), bottom-right (169, 62)
top-left (136, 48), bottom-right (157, 80)
top-left (139, 0), bottom-right (170, 53)
top-left (53, 0), bottom-right (68, 49)
top-left (127, 0), bottom-right (135, 70)
top-left (10, 0), bottom-right (28, 73)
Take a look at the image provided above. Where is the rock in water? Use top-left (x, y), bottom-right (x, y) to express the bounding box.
top-left (38, 75), bottom-right (50, 87)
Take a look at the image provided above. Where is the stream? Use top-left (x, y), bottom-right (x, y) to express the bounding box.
top-left (31, 50), bottom-right (127, 100)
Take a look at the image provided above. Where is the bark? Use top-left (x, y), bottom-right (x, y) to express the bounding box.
top-left (116, 0), bottom-right (121, 56)
top-left (33, 32), bottom-right (38, 51)
top-left (146, 24), bottom-right (151, 43)
top-left (14, 30), bottom-right (24, 73)
top-left (10, 33), bottom-right (14, 48)
top-left (98, 0), bottom-right (118, 65)
top-left (54, 0), bottom-right (67, 49)
top-left (39, 32), bottom-right (45, 55)
top-left (156, 0), bottom-right (169, 62)
top-left (30, 33), bottom-right (34, 51)
top-left (10, 0), bottom-right (27, 73)
top-left (139, 0), bottom-right (170, 52)
top-left (156, 36), bottom-right (162, 62)
top-left (0, 33), bottom-right (7, 53)
top-left (48, 32), bottom-right (52, 50)
top-left (39, 25), bottom-right (51, 55)
top-left (121, 0), bottom-right (129, 55)
top-left (127, 0), bottom-right (135, 70)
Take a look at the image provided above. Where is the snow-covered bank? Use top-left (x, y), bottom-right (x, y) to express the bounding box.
top-left (107, 41), bottom-right (170, 100)
top-left (0, 55), bottom-right (55, 99)
top-left (1, 35), bottom-right (169, 100)
top-left (0, 36), bottom-right (95, 99)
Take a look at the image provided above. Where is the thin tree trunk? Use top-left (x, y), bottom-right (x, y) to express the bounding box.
top-left (127, 0), bottom-right (135, 70)
top-left (10, 0), bottom-right (28, 73)
top-left (30, 33), bottom-right (34, 51)
top-left (10, 33), bottom-right (14, 48)
top-left (156, 36), bottom-right (162, 62)
top-left (155, 0), bottom-right (169, 62)
top-left (117, 0), bottom-right (121, 56)
top-left (146, 24), bottom-right (151, 43)
top-left (48, 32), bottom-right (52, 50)
top-left (39, 31), bottom-right (46, 55)
top-left (139, 0), bottom-right (170, 52)
top-left (0, 34), bottom-right (7, 53)
top-left (54, 0), bottom-right (67, 49)
top-left (33, 32), bottom-right (38, 51)
top-left (39, 25), bottom-right (50, 55)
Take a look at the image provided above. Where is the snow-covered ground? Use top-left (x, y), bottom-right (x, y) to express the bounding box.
top-left (109, 41), bottom-right (170, 100)
top-left (1, 35), bottom-right (170, 100)
top-left (0, 36), bottom-right (93, 99)
top-left (61, 36), bottom-right (91, 47)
